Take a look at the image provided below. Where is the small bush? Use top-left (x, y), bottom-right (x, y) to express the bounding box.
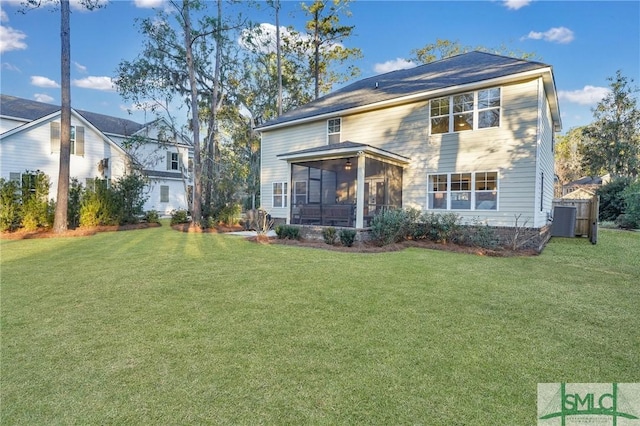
top-left (458, 219), bottom-right (499, 249)
top-left (369, 208), bottom-right (410, 246)
top-left (620, 178), bottom-right (640, 229)
top-left (67, 178), bottom-right (83, 229)
top-left (275, 224), bottom-right (300, 240)
top-left (144, 210), bottom-right (160, 224)
top-left (170, 209), bottom-right (189, 225)
top-left (215, 204), bottom-right (241, 226)
top-left (339, 229), bottom-right (357, 247)
top-left (615, 214), bottom-right (638, 230)
top-left (420, 212), bottom-right (461, 243)
top-left (0, 179), bottom-right (20, 232)
top-left (599, 220), bottom-right (618, 229)
top-left (20, 171), bottom-right (53, 231)
top-left (322, 227), bottom-right (337, 245)
top-left (597, 177), bottom-right (632, 222)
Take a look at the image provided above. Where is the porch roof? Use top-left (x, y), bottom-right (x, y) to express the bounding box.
top-left (277, 141), bottom-right (410, 166)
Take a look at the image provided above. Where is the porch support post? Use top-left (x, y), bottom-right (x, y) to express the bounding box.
top-left (355, 151), bottom-right (365, 228)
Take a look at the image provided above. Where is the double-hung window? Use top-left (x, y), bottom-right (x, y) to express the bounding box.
top-left (327, 118), bottom-right (341, 144)
top-left (428, 172), bottom-right (498, 211)
top-left (273, 182), bottom-right (288, 208)
top-left (430, 88), bottom-right (501, 134)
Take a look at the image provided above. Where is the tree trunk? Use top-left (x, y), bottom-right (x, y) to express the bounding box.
top-left (275, 0), bottom-right (282, 115)
top-left (53, 0), bottom-right (71, 233)
top-left (313, 7), bottom-right (320, 100)
top-left (183, 0), bottom-right (202, 226)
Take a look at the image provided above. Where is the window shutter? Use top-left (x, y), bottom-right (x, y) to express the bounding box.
top-left (166, 153), bottom-right (171, 170)
top-left (50, 122), bottom-right (60, 153)
top-left (179, 153), bottom-right (184, 171)
top-left (75, 126), bottom-right (85, 156)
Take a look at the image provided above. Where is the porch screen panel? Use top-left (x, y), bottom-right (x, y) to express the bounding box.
top-left (322, 170), bottom-right (337, 204)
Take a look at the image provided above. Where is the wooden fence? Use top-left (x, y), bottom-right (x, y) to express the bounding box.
top-left (552, 195), bottom-right (599, 244)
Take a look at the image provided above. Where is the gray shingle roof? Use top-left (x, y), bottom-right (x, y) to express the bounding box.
top-left (1, 94), bottom-right (144, 136)
top-left (258, 51), bottom-right (552, 129)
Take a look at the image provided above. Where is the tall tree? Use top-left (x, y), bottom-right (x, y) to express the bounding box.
top-left (21, 0), bottom-right (103, 233)
top-left (301, 0), bottom-right (362, 98)
top-left (581, 70), bottom-right (640, 178)
top-left (555, 126), bottom-right (587, 184)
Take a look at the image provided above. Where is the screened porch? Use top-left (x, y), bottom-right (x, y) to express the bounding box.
top-left (278, 142), bottom-right (409, 228)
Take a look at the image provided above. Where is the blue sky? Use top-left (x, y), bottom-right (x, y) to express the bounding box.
top-left (1, 0), bottom-right (638, 134)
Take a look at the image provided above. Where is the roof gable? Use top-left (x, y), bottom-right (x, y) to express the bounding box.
top-left (259, 51), bottom-right (560, 130)
top-left (1, 94), bottom-right (144, 137)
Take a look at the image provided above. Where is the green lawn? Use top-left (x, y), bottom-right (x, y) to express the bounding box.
top-left (1, 226), bottom-right (638, 425)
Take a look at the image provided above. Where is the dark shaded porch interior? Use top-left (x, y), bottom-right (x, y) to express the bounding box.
top-left (290, 157), bottom-right (403, 227)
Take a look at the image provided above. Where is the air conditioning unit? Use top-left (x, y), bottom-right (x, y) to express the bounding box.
top-left (551, 206), bottom-right (576, 237)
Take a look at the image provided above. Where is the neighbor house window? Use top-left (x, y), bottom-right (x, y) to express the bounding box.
top-left (167, 152), bottom-right (180, 171)
top-left (160, 185), bottom-right (169, 203)
top-left (50, 122), bottom-right (84, 155)
top-left (327, 118), bottom-right (341, 144)
top-left (273, 182), bottom-right (287, 208)
top-left (430, 88), bottom-right (501, 134)
top-left (428, 172), bottom-right (498, 211)
top-left (293, 181), bottom-right (307, 206)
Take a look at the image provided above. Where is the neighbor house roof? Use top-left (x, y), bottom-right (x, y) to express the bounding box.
top-left (257, 51), bottom-right (561, 131)
top-left (0, 94), bottom-right (144, 136)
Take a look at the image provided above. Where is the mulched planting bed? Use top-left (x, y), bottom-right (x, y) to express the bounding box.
top-left (1, 222), bottom-right (161, 240)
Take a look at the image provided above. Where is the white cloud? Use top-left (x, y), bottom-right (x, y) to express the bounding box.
top-left (73, 61), bottom-right (87, 73)
top-left (0, 24), bottom-right (27, 53)
top-left (2, 62), bottom-right (21, 72)
top-left (524, 26), bottom-right (574, 44)
top-left (34, 93), bottom-right (54, 103)
top-left (374, 58), bottom-right (416, 74)
top-left (1, 9), bottom-right (8, 22)
top-left (503, 0), bottom-right (532, 10)
top-left (134, 0), bottom-right (166, 8)
top-left (558, 85), bottom-right (610, 105)
top-left (72, 76), bottom-right (115, 91)
top-left (31, 76), bottom-right (60, 88)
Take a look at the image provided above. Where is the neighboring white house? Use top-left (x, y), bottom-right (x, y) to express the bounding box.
top-left (257, 52), bottom-right (561, 231)
top-left (0, 94), bottom-right (193, 215)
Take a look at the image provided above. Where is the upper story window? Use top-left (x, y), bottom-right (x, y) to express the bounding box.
top-left (430, 88), bottom-right (501, 134)
top-left (327, 118), bottom-right (341, 144)
top-left (167, 152), bottom-right (180, 171)
top-left (50, 122), bottom-right (84, 155)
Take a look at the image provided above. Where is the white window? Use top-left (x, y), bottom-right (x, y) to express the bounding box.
top-left (430, 88), bottom-right (501, 134)
top-left (160, 185), bottom-right (169, 203)
top-left (293, 181), bottom-right (307, 206)
top-left (50, 123), bottom-right (84, 155)
top-left (427, 172), bottom-right (498, 211)
top-left (273, 182), bottom-right (287, 208)
top-left (327, 118), bottom-right (341, 144)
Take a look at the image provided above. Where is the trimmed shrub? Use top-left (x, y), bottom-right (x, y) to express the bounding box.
top-left (275, 224), bottom-right (300, 240)
top-left (457, 219), bottom-right (499, 249)
top-left (144, 210), bottom-right (160, 224)
top-left (369, 208), bottom-right (410, 246)
top-left (80, 179), bottom-right (119, 227)
top-left (597, 177), bottom-right (632, 222)
top-left (170, 209), bottom-right (189, 225)
top-left (339, 229), bottom-right (357, 247)
top-left (620, 178), bottom-right (640, 229)
top-left (322, 227), bottom-right (337, 245)
top-left (67, 178), bottom-right (83, 229)
top-left (418, 212), bottom-right (462, 243)
top-left (0, 179), bottom-right (20, 232)
top-left (215, 204), bottom-right (241, 226)
top-left (20, 171), bottom-right (53, 231)
top-left (111, 173), bottom-right (148, 225)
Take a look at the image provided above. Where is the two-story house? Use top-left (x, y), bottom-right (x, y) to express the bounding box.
top-left (0, 94), bottom-right (193, 215)
top-left (257, 52), bottom-right (561, 232)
